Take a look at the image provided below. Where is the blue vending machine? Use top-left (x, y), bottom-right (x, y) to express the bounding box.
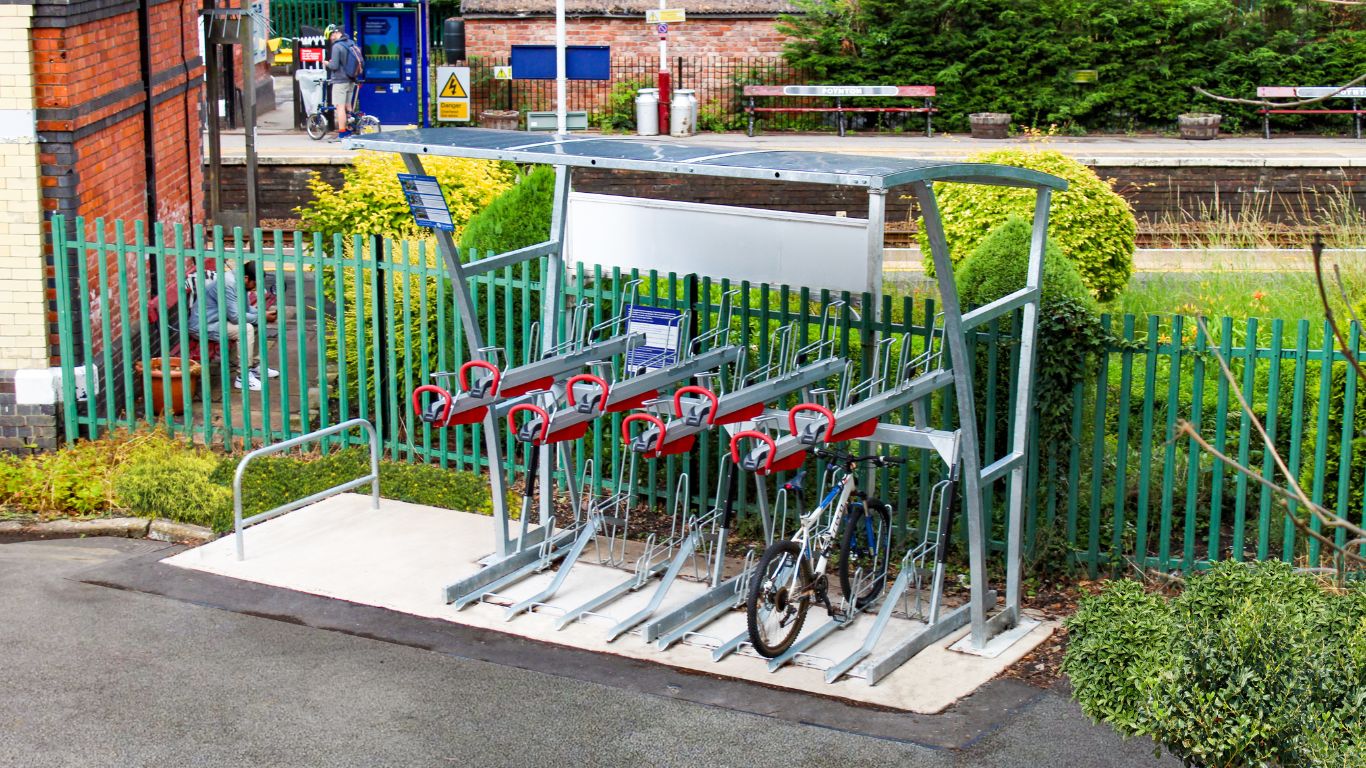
top-left (340, 0), bottom-right (430, 128)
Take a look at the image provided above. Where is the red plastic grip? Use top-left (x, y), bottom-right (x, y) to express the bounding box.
top-left (621, 413), bottom-right (667, 458)
top-left (412, 384), bottom-right (454, 425)
top-left (459, 360), bottom-right (501, 395)
top-left (507, 404), bottom-right (551, 445)
top-left (789, 403), bottom-right (837, 441)
top-left (729, 430), bottom-right (777, 472)
top-left (673, 385), bottom-right (719, 422)
top-left (566, 373), bottom-right (610, 411)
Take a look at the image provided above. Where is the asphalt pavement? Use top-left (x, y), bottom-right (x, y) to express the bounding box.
top-left (0, 537), bottom-right (1175, 768)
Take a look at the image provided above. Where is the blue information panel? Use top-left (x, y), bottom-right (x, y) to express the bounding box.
top-left (510, 45), bottom-right (611, 80)
top-left (397, 173), bottom-right (453, 231)
top-left (624, 305), bottom-right (682, 371)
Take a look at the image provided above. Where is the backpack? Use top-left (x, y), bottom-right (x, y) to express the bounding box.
top-left (343, 39), bottom-right (364, 81)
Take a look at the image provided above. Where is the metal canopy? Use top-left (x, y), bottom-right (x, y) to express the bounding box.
top-left (346, 128), bottom-right (1068, 191)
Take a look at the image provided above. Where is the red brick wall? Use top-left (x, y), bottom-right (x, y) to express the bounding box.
top-left (466, 16), bottom-right (789, 59)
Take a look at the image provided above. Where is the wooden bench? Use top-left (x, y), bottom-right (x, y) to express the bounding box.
top-left (1256, 86), bottom-right (1365, 139)
top-left (742, 85), bottom-right (937, 138)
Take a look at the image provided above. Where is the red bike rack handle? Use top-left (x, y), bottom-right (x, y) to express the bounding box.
top-left (459, 360), bottom-right (501, 394)
top-left (673, 385), bottom-right (720, 422)
top-left (412, 384), bottom-right (454, 426)
top-left (507, 403), bottom-right (551, 445)
top-left (621, 413), bottom-right (668, 458)
top-left (566, 373), bottom-right (610, 411)
top-left (729, 430), bottom-right (778, 474)
top-left (789, 403), bottom-right (837, 440)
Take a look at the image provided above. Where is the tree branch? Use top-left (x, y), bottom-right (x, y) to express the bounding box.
top-left (1193, 72), bottom-right (1366, 108)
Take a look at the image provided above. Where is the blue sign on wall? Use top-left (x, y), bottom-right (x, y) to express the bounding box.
top-left (510, 45), bottom-right (611, 81)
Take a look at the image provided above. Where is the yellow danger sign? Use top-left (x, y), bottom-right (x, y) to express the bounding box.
top-left (435, 66), bottom-right (471, 122)
top-left (440, 72), bottom-right (468, 99)
top-left (438, 102), bottom-right (469, 121)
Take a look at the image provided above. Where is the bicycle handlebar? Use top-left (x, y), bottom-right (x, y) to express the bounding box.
top-left (812, 447), bottom-right (906, 467)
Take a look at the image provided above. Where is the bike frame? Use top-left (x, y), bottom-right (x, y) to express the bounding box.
top-left (786, 466), bottom-right (860, 588)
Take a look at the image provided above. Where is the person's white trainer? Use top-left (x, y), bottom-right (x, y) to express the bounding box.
top-left (234, 371), bottom-right (263, 391)
top-left (251, 366), bottom-right (280, 379)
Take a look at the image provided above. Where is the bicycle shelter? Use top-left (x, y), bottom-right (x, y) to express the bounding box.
top-left (344, 127), bottom-right (1066, 674)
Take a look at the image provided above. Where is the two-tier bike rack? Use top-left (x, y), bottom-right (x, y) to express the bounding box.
top-left (348, 127), bottom-right (1066, 674)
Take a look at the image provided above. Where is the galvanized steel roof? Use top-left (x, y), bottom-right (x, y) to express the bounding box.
top-left (346, 128), bottom-right (1069, 191)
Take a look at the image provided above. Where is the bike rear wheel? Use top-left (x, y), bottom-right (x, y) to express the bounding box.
top-left (305, 112), bottom-right (328, 140)
top-left (838, 498), bottom-right (891, 611)
top-left (354, 114), bottom-right (382, 135)
top-left (746, 540), bottom-right (812, 658)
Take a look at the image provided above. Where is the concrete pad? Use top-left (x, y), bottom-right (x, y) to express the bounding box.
top-left (164, 493), bottom-right (1054, 713)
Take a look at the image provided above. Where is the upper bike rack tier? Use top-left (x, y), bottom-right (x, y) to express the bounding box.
top-left (350, 127), bottom-right (1067, 655)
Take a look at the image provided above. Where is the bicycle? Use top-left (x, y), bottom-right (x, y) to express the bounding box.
top-left (745, 447), bottom-right (899, 658)
top-left (305, 80), bottom-right (381, 140)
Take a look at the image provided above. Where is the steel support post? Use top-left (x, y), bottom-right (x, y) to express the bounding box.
top-left (540, 166), bottom-right (575, 530)
top-left (911, 181), bottom-right (992, 649)
top-left (401, 152), bottom-right (514, 556)
top-left (1002, 189), bottom-right (1051, 624)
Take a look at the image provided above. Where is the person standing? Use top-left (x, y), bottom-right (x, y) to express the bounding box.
top-left (187, 261), bottom-right (278, 391)
top-left (324, 24), bottom-right (363, 139)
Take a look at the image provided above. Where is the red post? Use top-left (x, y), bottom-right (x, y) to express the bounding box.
top-left (658, 71), bottom-right (671, 132)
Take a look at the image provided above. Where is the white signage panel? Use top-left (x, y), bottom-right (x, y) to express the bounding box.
top-left (565, 193), bottom-right (874, 294)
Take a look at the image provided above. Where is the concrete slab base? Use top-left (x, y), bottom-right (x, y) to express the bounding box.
top-left (164, 494), bottom-right (1054, 713)
top-left (951, 617), bottom-right (1043, 659)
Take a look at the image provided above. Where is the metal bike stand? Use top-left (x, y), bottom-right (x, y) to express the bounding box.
top-left (349, 128), bottom-right (1063, 660)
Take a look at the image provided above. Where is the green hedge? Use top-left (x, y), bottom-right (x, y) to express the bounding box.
top-left (1064, 561), bottom-right (1366, 768)
top-left (781, 0), bottom-right (1366, 133)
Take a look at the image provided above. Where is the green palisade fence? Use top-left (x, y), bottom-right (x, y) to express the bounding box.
top-left (50, 216), bottom-right (1366, 573)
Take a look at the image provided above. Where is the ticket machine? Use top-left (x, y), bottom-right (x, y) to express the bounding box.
top-left (339, 0), bottom-right (431, 127)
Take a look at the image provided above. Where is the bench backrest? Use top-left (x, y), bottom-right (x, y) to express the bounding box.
top-left (743, 85), bottom-right (935, 98)
top-left (1258, 86), bottom-right (1366, 100)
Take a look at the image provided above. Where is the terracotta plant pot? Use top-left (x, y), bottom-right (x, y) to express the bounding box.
top-left (479, 109), bottom-right (520, 131)
top-left (133, 358), bottom-right (202, 416)
top-left (1178, 113), bottom-right (1221, 140)
top-left (969, 112), bottom-right (1012, 139)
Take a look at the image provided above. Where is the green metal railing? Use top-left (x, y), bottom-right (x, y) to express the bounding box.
top-left (268, 0), bottom-right (341, 39)
top-left (50, 216), bottom-right (1366, 574)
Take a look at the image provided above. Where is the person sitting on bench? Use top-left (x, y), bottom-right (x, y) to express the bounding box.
top-left (187, 260), bottom-right (278, 391)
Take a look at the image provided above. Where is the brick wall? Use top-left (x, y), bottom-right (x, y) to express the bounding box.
top-left (0, 3), bottom-right (55, 451)
top-left (465, 16), bottom-right (790, 60)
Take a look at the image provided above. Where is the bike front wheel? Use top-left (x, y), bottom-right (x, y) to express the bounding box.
top-left (305, 112), bottom-right (328, 140)
top-left (354, 114), bottom-right (382, 135)
top-left (746, 540), bottom-right (812, 658)
top-left (839, 498), bottom-right (892, 611)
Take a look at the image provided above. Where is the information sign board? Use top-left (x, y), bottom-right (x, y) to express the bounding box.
top-left (398, 174), bottom-right (454, 231)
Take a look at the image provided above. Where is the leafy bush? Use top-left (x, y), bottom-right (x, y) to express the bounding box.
top-left (113, 445), bottom-right (230, 527)
top-left (922, 149), bottom-right (1136, 301)
top-left (1061, 579), bottom-right (1173, 730)
top-left (1065, 561), bottom-right (1366, 768)
top-left (594, 79), bottom-right (653, 132)
top-left (0, 437), bottom-right (125, 515)
top-left (460, 165), bottom-right (556, 256)
top-left (297, 151), bottom-right (517, 240)
top-left (781, 0), bottom-right (1366, 134)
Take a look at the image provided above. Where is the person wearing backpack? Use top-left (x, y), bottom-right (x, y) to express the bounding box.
top-left (324, 24), bottom-right (364, 139)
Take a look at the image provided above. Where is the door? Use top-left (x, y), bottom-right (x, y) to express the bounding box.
top-left (354, 8), bottom-right (418, 126)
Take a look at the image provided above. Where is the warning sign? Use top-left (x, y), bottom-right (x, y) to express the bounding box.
top-left (435, 66), bottom-right (471, 122)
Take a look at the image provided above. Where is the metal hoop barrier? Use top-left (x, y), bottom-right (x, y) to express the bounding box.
top-left (233, 418), bottom-right (380, 561)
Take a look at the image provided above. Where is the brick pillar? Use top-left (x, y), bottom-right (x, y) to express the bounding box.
top-left (0, 3), bottom-right (57, 452)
